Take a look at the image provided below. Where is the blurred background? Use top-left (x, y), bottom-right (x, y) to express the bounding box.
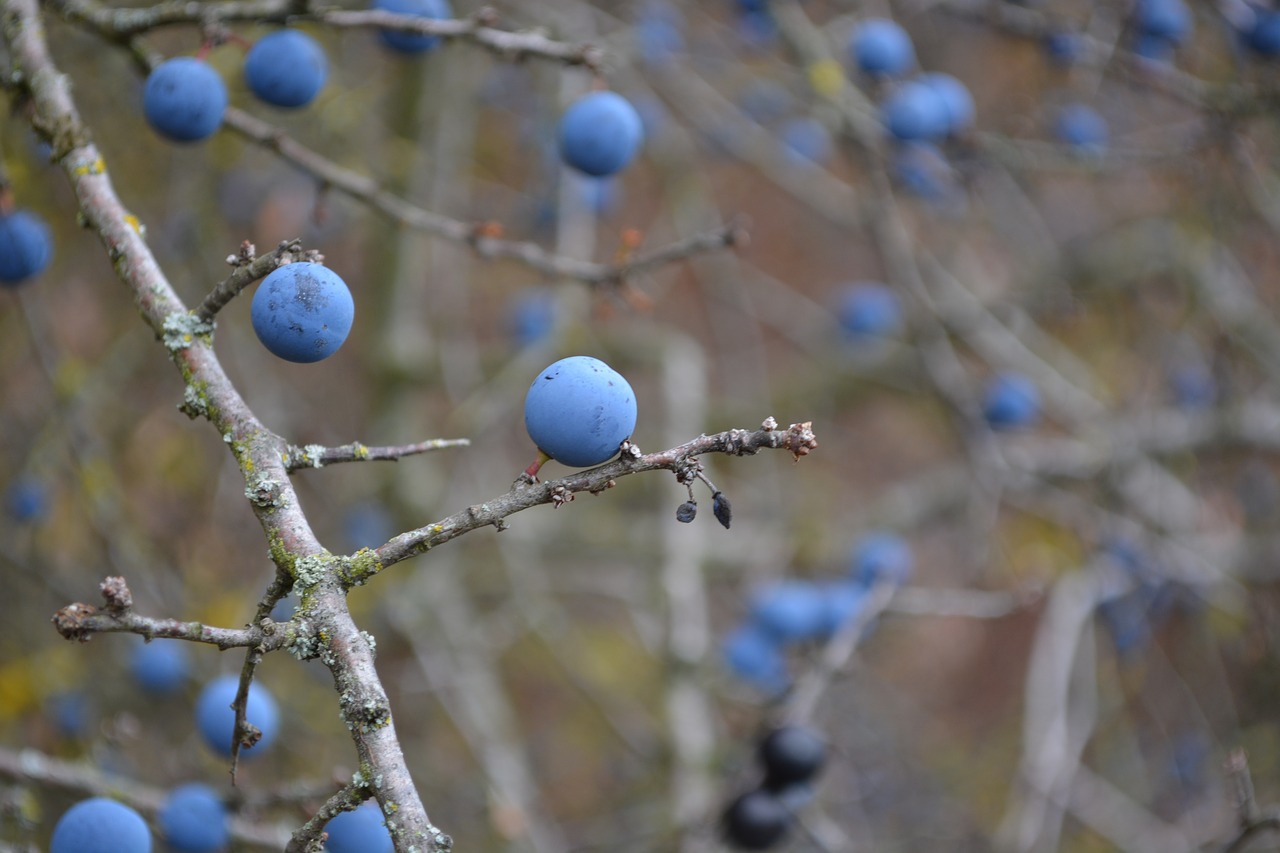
top-left (4, 0), bottom-right (1280, 849)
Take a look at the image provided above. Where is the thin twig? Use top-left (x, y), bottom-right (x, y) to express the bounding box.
top-left (283, 438), bottom-right (471, 472)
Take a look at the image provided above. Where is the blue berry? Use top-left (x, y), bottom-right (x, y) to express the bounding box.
top-left (749, 580), bottom-right (828, 643)
top-left (918, 72), bottom-right (975, 135)
top-left (1044, 31), bottom-right (1083, 65)
top-left (1169, 362), bottom-right (1216, 409)
top-left (721, 789), bottom-right (791, 850)
top-left (758, 725), bottom-right (827, 790)
top-left (343, 501), bottom-right (395, 551)
top-left (143, 57), bottom-right (227, 143)
top-left (0, 209), bottom-right (53, 285)
top-left (524, 356), bottom-right (637, 468)
top-left (51, 798), bottom-right (151, 853)
top-left (558, 91), bottom-right (644, 177)
top-left (130, 639), bottom-right (190, 695)
top-left (160, 784), bottom-right (229, 853)
top-left (982, 372), bottom-right (1041, 429)
top-left (1133, 33), bottom-right (1176, 63)
top-left (251, 262), bottom-right (354, 363)
top-left (722, 624), bottom-right (788, 694)
top-left (195, 674), bottom-right (280, 756)
top-left (373, 0), bottom-right (452, 53)
top-left (244, 30), bottom-right (328, 108)
top-left (6, 476), bottom-right (49, 521)
top-left (820, 580), bottom-right (869, 637)
top-left (850, 531), bottom-right (913, 587)
top-left (880, 80), bottom-right (949, 142)
top-left (636, 4), bottom-right (684, 68)
top-left (780, 117), bottom-right (833, 165)
top-left (508, 289), bottom-right (556, 347)
top-left (48, 690), bottom-right (92, 738)
top-left (850, 18), bottom-right (915, 77)
top-left (1135, 0), bottom-right (1193, 43)
top-left (324, 800), bottom-right (394, 853)
top-left (1054, 103), bottom-right (1108, 154)
top-left (892, 141), bottom-right (956, 200)
top-left (837, 282), bottom-right (901, 339)
top-left (1248, 10), bottom-right (1280, 55)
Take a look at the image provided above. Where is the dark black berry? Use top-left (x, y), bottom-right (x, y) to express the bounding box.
top-left (676, 500), bottom-right (697, 523)
top-left (722, 789), bottom-right (791, 850)
top-left (712, 491), bottom-right (732, 529)
top-left (758, 725), bottom-right (826, 790)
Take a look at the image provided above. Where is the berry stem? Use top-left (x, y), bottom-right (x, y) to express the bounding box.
top-left (524, 449), bottom-right (551, 480)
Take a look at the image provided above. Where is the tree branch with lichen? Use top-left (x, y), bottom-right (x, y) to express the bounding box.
top-left (371, 420), bottom-right (819, 573)
top-left (0, 0), bottom-right (814, 848)
top-left (283, 438), bottom-right (471, 472)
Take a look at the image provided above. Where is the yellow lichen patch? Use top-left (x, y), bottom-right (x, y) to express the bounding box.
top-left (807, 60), bottom-right (846, 99)
top-left (72, 156), bottom-right (106, 177)
top-left (124, 214), bottom-right (146, 238)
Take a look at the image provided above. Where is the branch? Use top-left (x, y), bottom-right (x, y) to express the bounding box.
top-left (3, 1), bottom-right (450, 846)
top-left (221, 106), bottom-right (742, 286)
top-left (196, 238), bottom-right (306, 322)
top-left (372, 419), bottom-right (819, 572)
top-left (0, 747), bottom-right (291, 849)
top-left (284, 437), bottom-right (471, 472)
top-left (50, 576), bottom-right (291, 651)
top-left (51, 0), bottom-right (603, 68)
top-left (287, 782), bottom-right (369, 853)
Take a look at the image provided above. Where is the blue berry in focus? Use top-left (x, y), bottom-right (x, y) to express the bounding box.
top-left (160, 783), bottom-right (229, 853)
top-left (558, 91), bottom-right (644, 177)
top-left (130, 639), bottom-right (190, 695)
top-left (324, 800), bottom-right (394, 853)
top-left (244, 30), bottom-right (328, 108)
top-left (524, 356), bottom-right (637, 468)
top-left (850, 18), bottom-right (915, 77)
top-left (195, 673), bottom-right (280, 756)
top-left (51, 798), bottom-right (152, 853)
top-left (982, 372), bottom-right (1041, 429)
top-left (143, 57), bottom-right (227, 143)
top-left (251, 262), bottom-right (354, 363)
top-left (0, 209), bottom-right (52, 286)
top-left (373, 0), bottom-right (452, 53)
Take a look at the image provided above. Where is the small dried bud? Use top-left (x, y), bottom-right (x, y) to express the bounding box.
top-left (100, 576), bottom-right (133, 614)
top-left (676, 500), bottom-right (697, 523)
top-left (712, 491), bottom-right (732, 530)
top-left (762, 416), bottom-right (778, 431)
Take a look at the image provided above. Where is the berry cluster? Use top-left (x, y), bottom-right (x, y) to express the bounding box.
top-left (722, 725), bottom-right (827, 850)
top-left (723, 531), bottom-right (912, 694)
